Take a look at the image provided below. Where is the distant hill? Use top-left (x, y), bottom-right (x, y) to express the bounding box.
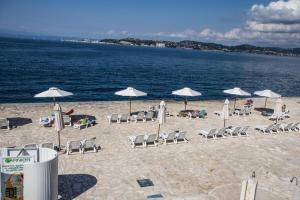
top-left (100, 38), bottom-right (300, 57)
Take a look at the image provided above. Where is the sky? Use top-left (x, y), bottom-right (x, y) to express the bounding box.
top-left (0, 0), bottom-right (299, 47)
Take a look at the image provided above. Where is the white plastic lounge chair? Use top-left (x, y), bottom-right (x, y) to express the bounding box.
top-left (239, 126), bottom-right (250, 137)
top-left (280, 123), bottom-right (294, 132)
top-left (227, 127), bottom-right (241, 137)
top-left (214, 111), bottom-right (222, 116)
top-left (291, 122), bottom-right (299, 131)
top-left (0, 118), bottom-right (10, 130)
top-left (270, 123), bottom-right (282, 133)
top-left (134, 112), bottom-right (145, 123)
top-left (255, 124), bottom-right (274, 134)
top-left (144, 134), bottom-right (158, 147)
top-left (40, 142), bottom-right (54, 149)
top-left (163, 132), bottom-right (177, 145)
top-left (63, 115), bottom-right (72, 126)
top-left (67, 140), bottom-right (83, 155)
top-left (199, 128), bottom-right (217, 141)
top-left (128, 135), bottom-right (145, 148)
top-left (119, 114), bottom-right (130, 123)
top-left (23, 143), bottom-right (38, 148)
top-left (39, 117), bottom-right (52, 127)
top-left (107, 113), bottom-right (119, 124)
top-left (144, 111), bottom-right (155, 122)
top-left (215, 128), bottom-right (227, 139)
top-left (82, 139), bottom-right (97, 153)
top-left (175, 132), bottom-right (188, 143)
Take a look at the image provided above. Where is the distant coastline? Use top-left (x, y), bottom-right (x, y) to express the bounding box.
top-left (63, 37), bottom-right (300, 57)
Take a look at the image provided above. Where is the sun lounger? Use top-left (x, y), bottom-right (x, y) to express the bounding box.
top-left (107, 113), bottom-right (119, 124)
top-left (214, 111), bottom-right (222, 116)
top-left (215, 127), bottom-right (227, 139)
top-left (291, 122), bottom-right (299, 131)
top-left (39, 117), bottom-right (53, 127)
top-left (40, 142), bottom-right (54, 149)
top-left (175, 132), bottom-right (188, 143)
top-left (227, 127), bottom-right (241, 137)
top-left (73, 118), bottom-right (90, 129)
top-left (23, 143), bottom-right (38, 148)
top-left (144, 111), bottom-right (155, 122)
top-left (0, 118), bottom-right (10, 130)
top-left (128, 135), bottom-right (145, 148)
top-left (198, 128), bottom-right (217, 141)
top-left (239, 126), bottom-right (250, 136)
top-left (119, 114), bottom-right (130, 123)
top-left (280, 123), bottom-right (294, 132)
top-left (63, 115), bottom-right (72, 126)
top-left (67, 140), bottom-right (83, 154)
top-left (270, 123), bottom-right (281, 133)
top-left (163, 132), bottom-right (177, 145)
top-left (82, 139), bottom-right (98, 153)
top-left (255, 124), bottom-right (274, 134)
top-left (144, 134), bottom-right (158, 147)
top-left (134, 112), bottom-right (145, 123)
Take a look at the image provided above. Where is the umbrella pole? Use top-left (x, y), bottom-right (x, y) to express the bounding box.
top-left (185, 97), bottom-right (187, 110)
top-left (129, 98), bottom-right (132, 115)
top-left (234, 98), bottom-right (237, 110)
top-left (157, 124), bottom-right (161, 137)
top-left (264, 98), bottom-right (267, 108)
top-left (223, 119), bottom-right (226, 128)
top-left (57, 130), bottom-right (61, 151)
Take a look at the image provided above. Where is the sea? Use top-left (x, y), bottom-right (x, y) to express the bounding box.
top-left (0, 37), bottom-right (299, 103)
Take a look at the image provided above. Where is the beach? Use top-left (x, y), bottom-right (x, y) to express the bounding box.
top-left (0, 97), bottom-right (300, 200)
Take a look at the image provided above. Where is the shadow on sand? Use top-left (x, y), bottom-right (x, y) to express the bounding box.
top-left (7, 117), bottom-right (32, 128)
top-left (58, 174), bottom-right (97, 200)
top-left (254, 107), bottom-right (274, 113)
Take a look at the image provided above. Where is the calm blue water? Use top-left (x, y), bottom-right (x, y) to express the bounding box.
top-left (0, 37), bottom-right (299, 103)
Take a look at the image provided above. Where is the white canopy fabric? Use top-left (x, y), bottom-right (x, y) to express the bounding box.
top-left (115, 87), bottom-right (147, 97)
top-left (54, 103), bottom-right (64, 150)
top-left (254, 90), bottom-right (281, 98)
top-left (274, 98), bottom-right (282, 121)
top-left (223, 87), bottom-right (251, 96)
top-left (157, 100), bottom-right (166, 137)
top-left (222, 99), bottom-right (229, 127)
top-left (172, 87), bottom-right (202, 96)
top-left (34, 87), bottom-right (73, 98)
top-left (158, 101), bottom-right (166, 125)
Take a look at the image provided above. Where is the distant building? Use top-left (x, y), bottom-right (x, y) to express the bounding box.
top-left (156, 43), bottom-right (165, 48)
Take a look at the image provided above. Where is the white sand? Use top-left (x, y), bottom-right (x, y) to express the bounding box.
top-left (0, 97), bottom-right (300, 200)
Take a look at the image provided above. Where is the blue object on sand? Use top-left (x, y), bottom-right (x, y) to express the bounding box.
top-left (146, 194), bottom-right (163, 198)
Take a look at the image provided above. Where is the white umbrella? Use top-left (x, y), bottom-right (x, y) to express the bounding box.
top-left (274, 98), bottom-right (282, 123)
top-left (222, 99), bottom-right (229, 127)
top-left (54, 103), bottom-right (65, 150)
top-left (34, 87), bottom-right (73, 103)
top-left (172, 87), bottom-right (202, 110)
top-left (115, 87), bottom-right (147, 114)
top-left (254, 89), bottom-right (281, 108)
top-left (157, 101), bottom-right (166, 137)
top-left (223, 87), bottom-right (251, 109)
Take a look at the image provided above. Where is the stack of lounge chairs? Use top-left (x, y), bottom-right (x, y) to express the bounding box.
top-left (198, 126), bottom-right (250, 141)
top-left (255, 122), bottom-right (299, 134)
top-left (0, 118), bottom-right (10, 130)
top-left (107, 111), bottom-right (157, 124)
top-left (67, 138), bottom-right (98, 155)
top-left (178, 110), bottom-right (207, 119)
top-left (128, 131), bottom-right (188, 148)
